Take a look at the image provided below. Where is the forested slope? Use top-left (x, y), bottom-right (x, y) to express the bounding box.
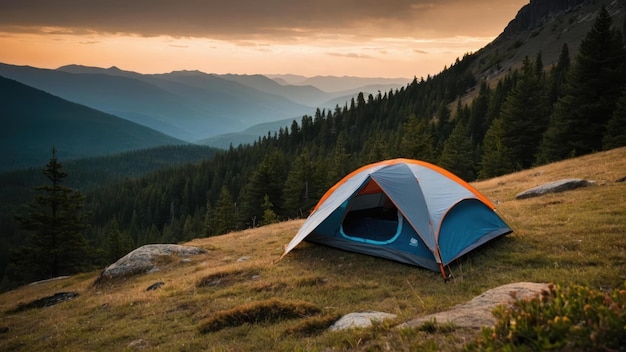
top-left (1, 6), bottom-right (625, 291)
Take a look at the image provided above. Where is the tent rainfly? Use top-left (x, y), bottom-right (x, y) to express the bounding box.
top-left (281, 159), bottom-right (511, 279)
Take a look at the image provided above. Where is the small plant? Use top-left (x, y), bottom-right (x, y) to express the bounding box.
top-left (466, 283), bottom-right (626, 351)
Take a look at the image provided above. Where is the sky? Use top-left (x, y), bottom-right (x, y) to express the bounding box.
top-left (0, 0), bottom-right (528, 79)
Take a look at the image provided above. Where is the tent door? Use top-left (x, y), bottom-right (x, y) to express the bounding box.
top-left (339, 193), bottom-right (403, 245)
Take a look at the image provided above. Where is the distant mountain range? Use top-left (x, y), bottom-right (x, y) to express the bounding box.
top-left (0, 76), bottom-right (185, 171)
top-left (0, 63), bottom-right (409, 144)
top-left (4, 0), bottom-right (615, 173)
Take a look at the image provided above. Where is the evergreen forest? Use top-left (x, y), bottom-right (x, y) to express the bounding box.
top-left (1, 8), bottom-right (625, 291)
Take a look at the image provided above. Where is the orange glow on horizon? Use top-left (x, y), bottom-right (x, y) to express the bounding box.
top-left (0, 1), bottom-right (529, 78)
top-left (1, 30), bottom-right (499, 78)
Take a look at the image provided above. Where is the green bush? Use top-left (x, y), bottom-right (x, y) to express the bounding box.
top-left (466, 283), bottom-right (626, 351)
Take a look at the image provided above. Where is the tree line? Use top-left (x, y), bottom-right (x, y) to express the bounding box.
top-left (1, 8), bottom-right (624, 291)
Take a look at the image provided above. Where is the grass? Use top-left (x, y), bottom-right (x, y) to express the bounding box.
top-left (0, 147), bottom-right (625, 351)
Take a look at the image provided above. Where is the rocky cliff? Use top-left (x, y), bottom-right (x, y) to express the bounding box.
top-left (500, 0), bottom-right (594, 38)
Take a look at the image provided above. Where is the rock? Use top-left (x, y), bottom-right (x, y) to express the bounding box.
top-left (399, 282), bottom-right (549, 330)
top-left (329, 311), bottom-right (397, 331)
top-left (127, 338), bottom-right (149, 350)
top-left (28, 276), bottom-right (70, 286)
top-left (146, 282), bottom-right (165, 291)
top-left (515, 178), bottom-right (594, 199)
top-left (93, 244), bottom-right (207, 285)
top-left (8, 292), bottom-right (79, 313)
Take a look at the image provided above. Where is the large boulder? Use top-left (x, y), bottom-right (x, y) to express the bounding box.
top-left (515, 178), bottom-right (594, 199)
top-left (399, 282), bottom-right (549, 329)
top-left (94, 244), bottom-right (207, 285)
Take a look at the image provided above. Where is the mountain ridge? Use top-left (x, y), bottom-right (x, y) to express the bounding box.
top-left (0, 76), bottom-right (185, 171)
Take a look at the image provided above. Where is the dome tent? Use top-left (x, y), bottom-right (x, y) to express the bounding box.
top-left (281, 159), bottom-right (511, 279)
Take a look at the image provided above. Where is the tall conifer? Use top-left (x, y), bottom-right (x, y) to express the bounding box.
top-left (538, 7), bottom-right (626, 163)
top-left (13, 148), bottom-right (90, 279)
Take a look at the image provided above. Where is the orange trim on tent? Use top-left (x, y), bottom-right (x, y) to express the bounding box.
top-left (312, 158), bottom-right (495, 213)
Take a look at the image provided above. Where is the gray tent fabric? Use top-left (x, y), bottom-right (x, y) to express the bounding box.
top-left (371, 163), bottom-right (437, 255)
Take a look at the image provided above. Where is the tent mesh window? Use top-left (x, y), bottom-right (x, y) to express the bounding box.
top-left (340, 193), bottom-right (400, 242)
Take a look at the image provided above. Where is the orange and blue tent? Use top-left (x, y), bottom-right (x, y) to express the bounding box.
top-left (281, 159), bottom-right (511, 278)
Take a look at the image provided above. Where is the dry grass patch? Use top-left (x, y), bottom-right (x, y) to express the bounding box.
top-left (283, 312), bottom-right (343, 337)
top-left (196, 267), bottom-right (261, 288)
top-left (198, 298), bottom-right (321, 333)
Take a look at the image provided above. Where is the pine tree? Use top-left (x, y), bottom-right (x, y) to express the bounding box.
top-left (538, 7), bottom-right (626, 163)
top-left (261, 194), bottom-right (279, 226)
top-left (215, 186), bottom-right (237, 235)
top-left (240, 150), bottom-right (286, 225)
top-left (362, 136), bottom-right (390, 164)
top-left (468, 81), bottom-right (492, 144)
top-left (479, 118), bottom-right (515, 179)
top-left (13, 148), bottom-right (90, 279)
top-left (603, 88), bottom-right (626, 149)
top-left (399, 114), bottom-right (435, 162)
top-left (499, 56), bottom-right (550, 169)
top-left (283, 150), bottom-right (315, 218)
top-left (203, 200), bottom-right (215, 236)
top-left (438, 121), bottom-right (476, 181)
top-left (547, 44), bottom-right (571, 104)
top-left (106, 218), bottom-right (131, 263)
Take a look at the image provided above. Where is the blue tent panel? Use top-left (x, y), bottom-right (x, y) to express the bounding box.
top-left (438, 199), bottom-right (512, 265)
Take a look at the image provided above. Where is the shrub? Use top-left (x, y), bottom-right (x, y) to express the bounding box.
top-left (466, 283), bottom-right (626, 351)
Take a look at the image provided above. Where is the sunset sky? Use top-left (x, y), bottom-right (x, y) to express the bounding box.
top-left (0, 0), bottom-right (528, 79)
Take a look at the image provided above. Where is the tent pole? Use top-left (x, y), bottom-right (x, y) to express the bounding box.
top-left (438, 263), bottom-right (448, 281)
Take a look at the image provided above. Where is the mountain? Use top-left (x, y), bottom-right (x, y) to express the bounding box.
top-left (266, 74), bottom-right (411, 92)
top-left (197, 118), bottom-right (296, 149)
top-left (52, 64), bottom-right (409, 146)
top-left (5, 63), bottom-right (408, 144)
top-left (221, 73), bottom-right (408, 107)
top-left (219, 74), bottom-right (331, 107)
top-left (0, 64), bottom-right (315, 142)
top-left (469, 0), bottom-right (624, 85)
top-left (0, 76), bottom-right (185, 171)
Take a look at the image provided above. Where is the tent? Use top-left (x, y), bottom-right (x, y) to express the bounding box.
top-left (281, 158), bottom-right (511, 278)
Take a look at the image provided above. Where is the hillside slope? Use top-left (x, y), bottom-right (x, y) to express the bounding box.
top-left (1, 147), bottom-right (624, 351)
top-left (471, 0), bottom-right (625, 84)
top-left (0, 76), bottom-right (185, 171)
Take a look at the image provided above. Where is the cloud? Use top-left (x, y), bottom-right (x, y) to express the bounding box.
top-left (326, 52), bottom-right (374, 59)
top-left (0, 0), bottom-right (526, 41)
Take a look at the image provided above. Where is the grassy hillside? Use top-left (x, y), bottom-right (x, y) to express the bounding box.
top-left (1, 147), bottom-right (624, 351)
